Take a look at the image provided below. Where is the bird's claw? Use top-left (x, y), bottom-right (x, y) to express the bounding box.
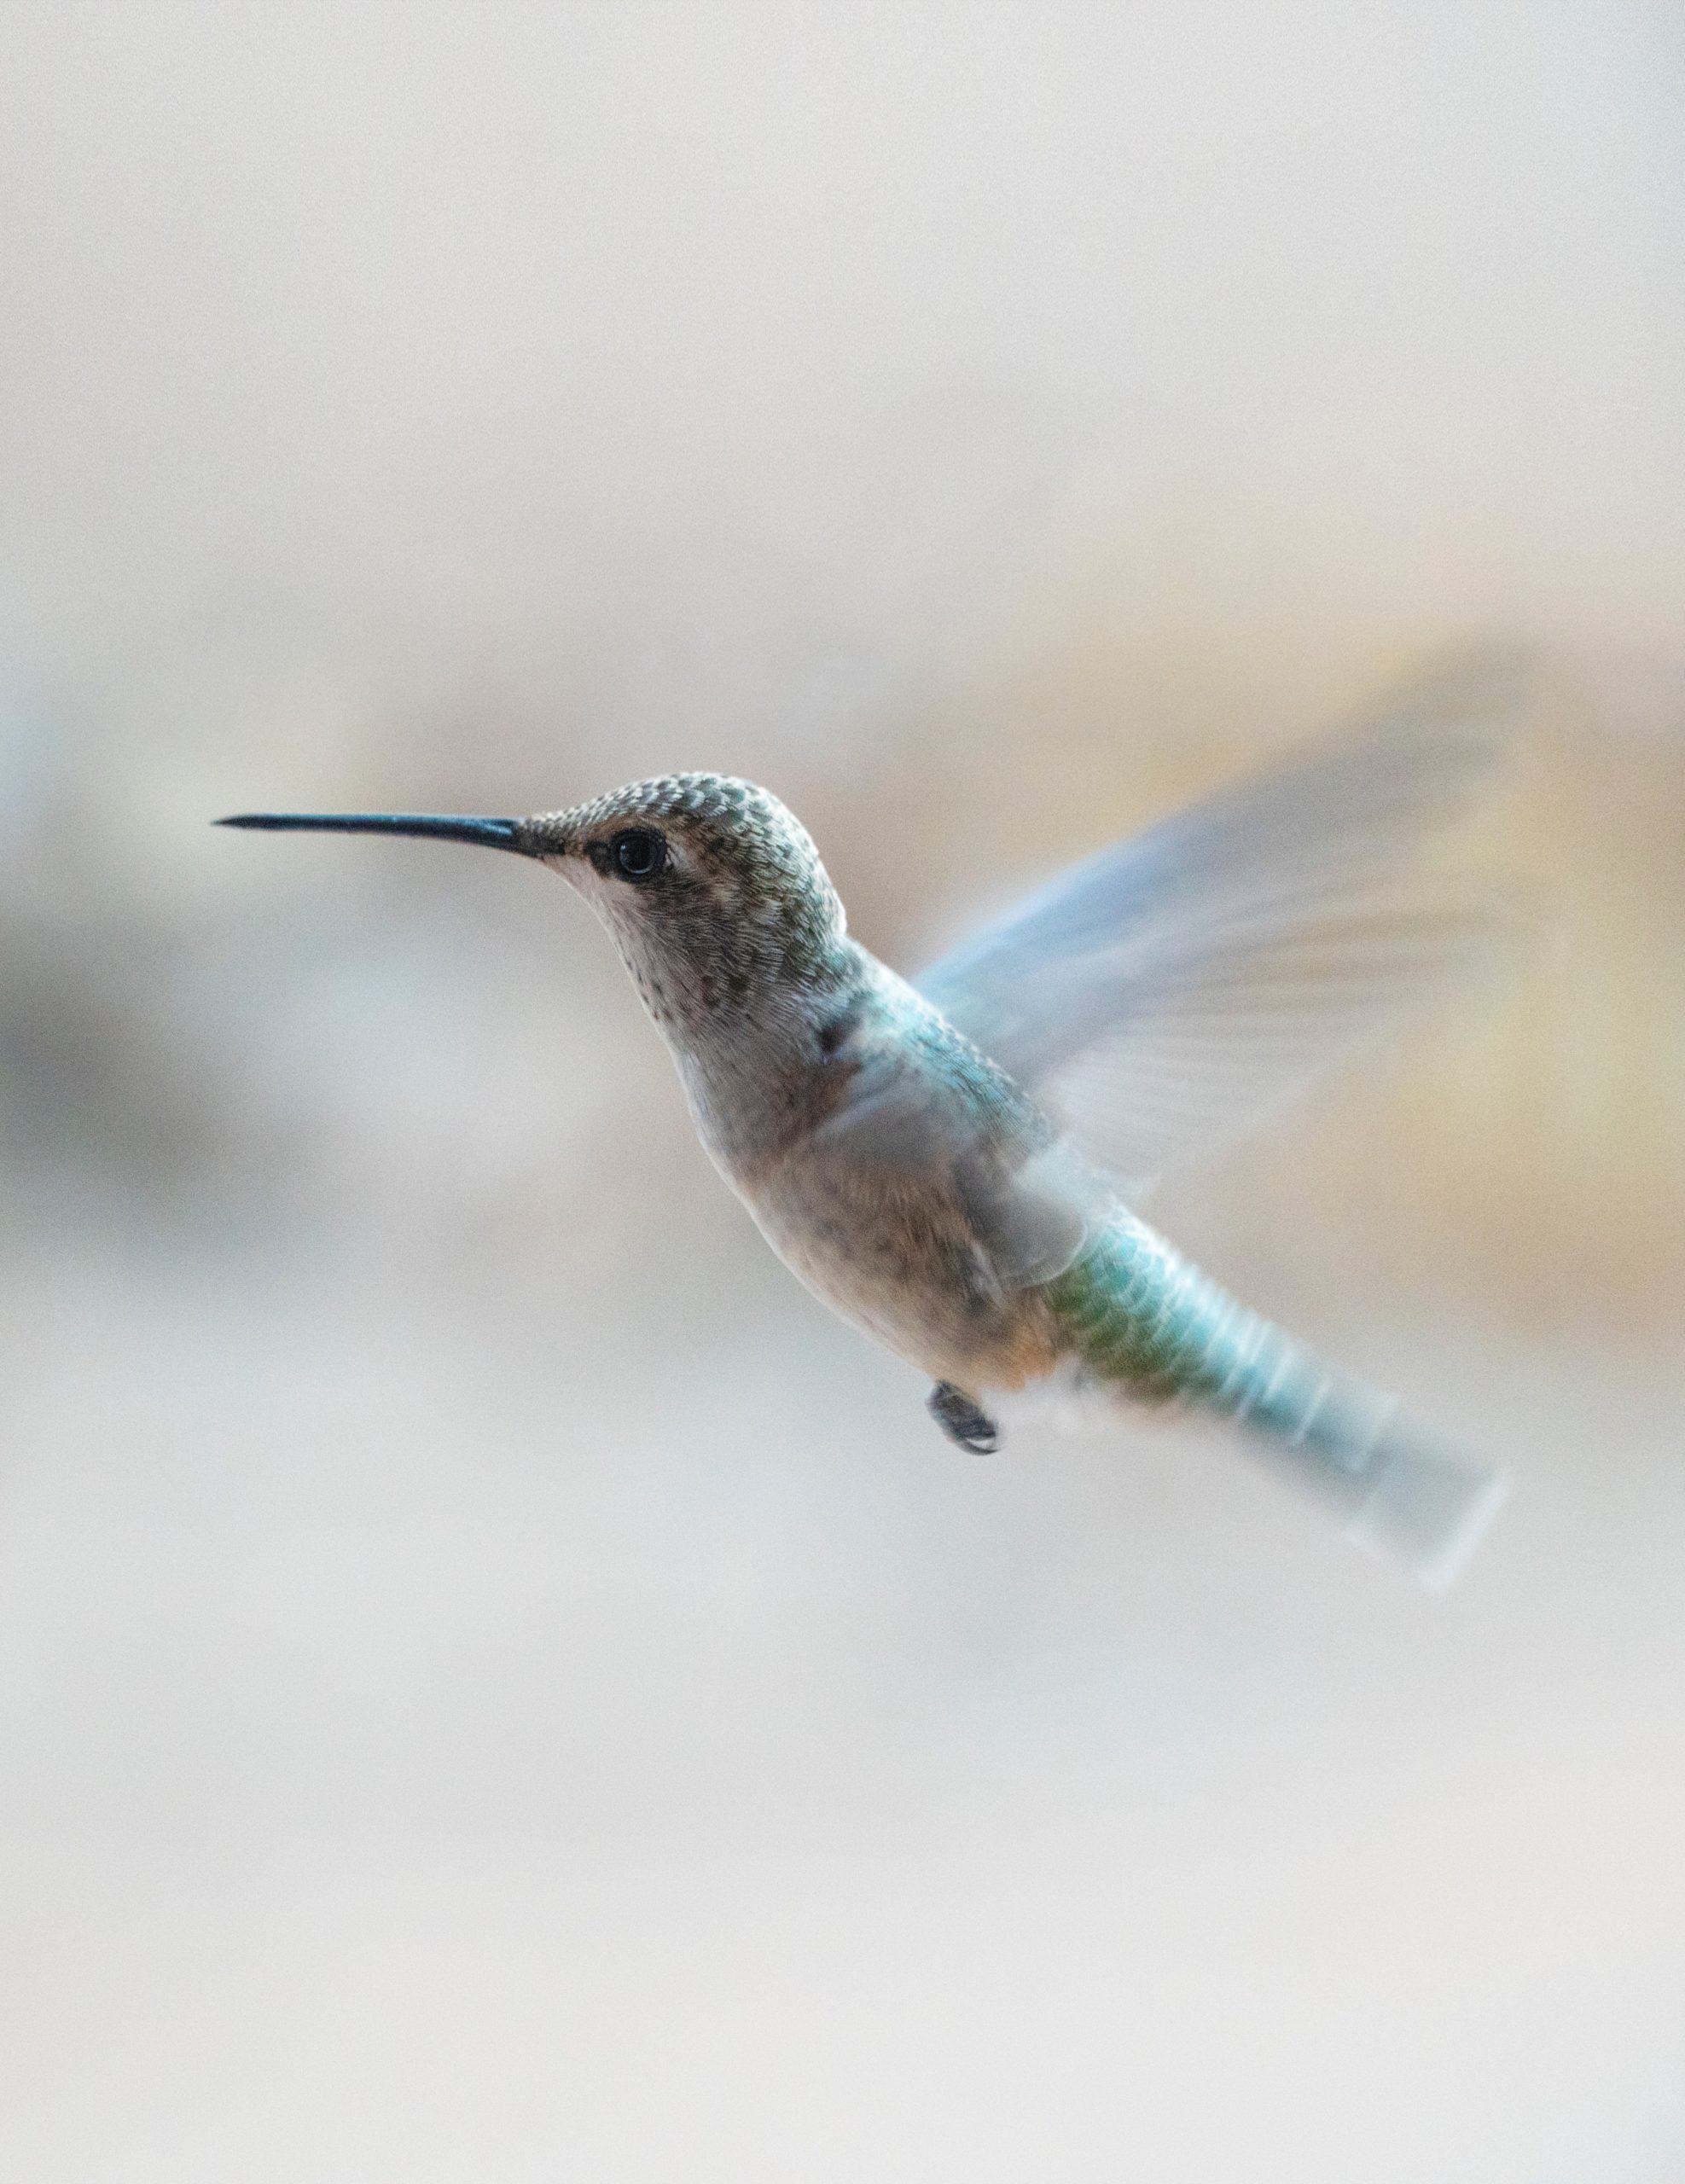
top-left (927, 1381), bottom-right (1000, 1454)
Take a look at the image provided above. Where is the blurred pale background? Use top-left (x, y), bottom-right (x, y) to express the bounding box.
top-left (3, 4), bottom-right (1683, 2179)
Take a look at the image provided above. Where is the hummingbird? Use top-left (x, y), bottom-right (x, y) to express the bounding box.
top-left (220, 671), bottom-right (1517, 1584)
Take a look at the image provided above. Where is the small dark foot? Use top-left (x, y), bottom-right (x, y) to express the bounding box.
top-left (927, 1381), bottom-right (1001, 1454)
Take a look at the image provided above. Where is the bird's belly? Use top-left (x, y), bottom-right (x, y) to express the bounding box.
top-left (738, 1159), bottom-right (1060, 1391)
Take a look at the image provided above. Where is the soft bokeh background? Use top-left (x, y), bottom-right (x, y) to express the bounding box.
top-left (3, 5), bottom-right (1683, 2178)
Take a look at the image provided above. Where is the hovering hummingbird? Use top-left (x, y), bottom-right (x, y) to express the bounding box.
top-left (221, 673), bottom-right (1517, 1583)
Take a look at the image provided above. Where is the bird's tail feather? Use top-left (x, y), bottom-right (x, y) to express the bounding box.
top-left (1210, 1324), bottom-right (1507, 1587)
top-left (1049, 1217), bottom-right (1507, 1583)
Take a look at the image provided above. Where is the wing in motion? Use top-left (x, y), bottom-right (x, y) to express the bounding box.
top-left (916, 657), bottom-right (1528, 1197)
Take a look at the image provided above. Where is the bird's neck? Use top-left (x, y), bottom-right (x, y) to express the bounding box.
top-left (665, 937), bottom-right (881, 1173)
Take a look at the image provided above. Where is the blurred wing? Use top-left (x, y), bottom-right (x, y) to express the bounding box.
top-left (1045, 900), bottom-right (1502, 1197)
top-left (916, 660), bottom-right (1524, 1196)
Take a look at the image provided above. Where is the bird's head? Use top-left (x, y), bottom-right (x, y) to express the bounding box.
top-left (522, 773), bottom-right (849, 1031)
top-left (219, 772), bottom-right (851, 1040)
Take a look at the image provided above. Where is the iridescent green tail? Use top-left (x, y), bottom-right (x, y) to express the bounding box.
top-left (1046, 1216), bottom-right (1508, 1586)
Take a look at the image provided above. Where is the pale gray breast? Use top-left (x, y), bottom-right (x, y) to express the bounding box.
top-left (743, 1130), bottom-right (1045, 1385)
top-left (661, 950), bottom-right (1083, 1382)
top-left (727, 1000), bottom-right (1084, 1386)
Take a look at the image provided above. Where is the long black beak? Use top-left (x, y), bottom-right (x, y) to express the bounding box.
top-left (215, 811), bottom-right (532, 854)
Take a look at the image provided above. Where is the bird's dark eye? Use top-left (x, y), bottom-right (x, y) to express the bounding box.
top-left (607, 828), bottom-right (667, 881)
